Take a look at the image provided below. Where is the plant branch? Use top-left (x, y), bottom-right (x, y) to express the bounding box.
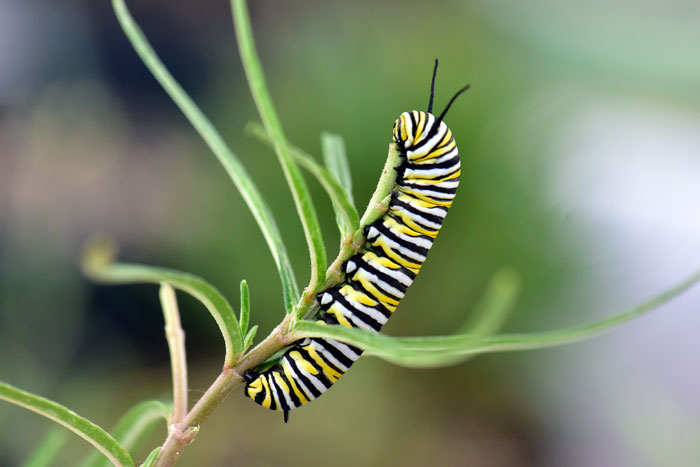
top-left (232, 0), bottom-right (327, 300)
top-left (152, 314), bottom-right (296, 467)
top-left (159, 284), bottom-right (188, 423)
top-left (359, 143), bottom-right (401, 227)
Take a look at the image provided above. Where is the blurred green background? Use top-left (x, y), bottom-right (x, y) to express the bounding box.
top-left (1, 0), bottom-right (699, 465)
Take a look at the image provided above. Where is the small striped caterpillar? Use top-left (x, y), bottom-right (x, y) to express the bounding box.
top-left (244, 61), bottom-right (468, 421)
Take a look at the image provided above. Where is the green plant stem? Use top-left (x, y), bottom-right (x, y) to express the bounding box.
top-left (232, 0), bottom-right (327, 298)
top-left (159, 284), bottom-right (188, 423)
top-left (359, 144), bottom-right (401, 226)
top-left (111, 0), bottom-right (299, 311)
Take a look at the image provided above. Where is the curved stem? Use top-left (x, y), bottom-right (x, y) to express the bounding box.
top-left (83, 252), bottom-right (242, 368)
top-left (359, 144), bottom-right (401, 226)
top-left (232, 0), bottom-right (327, 297)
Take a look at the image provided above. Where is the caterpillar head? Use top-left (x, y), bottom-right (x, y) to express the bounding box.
top-left (393, 111), bottom-right (446, 161)
top-left (393, 59), bottom-right (469, 158)
top-left (392, 111), bottom-right (430, 153)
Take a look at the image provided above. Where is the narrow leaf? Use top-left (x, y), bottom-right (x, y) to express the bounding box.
top-left (0, 381), bottom-right (133, 467)
top-left (247, 122), bottom-right (360, 236)
top-left (21, 428), bottom-right (67, 467)
top-left (82, 237), bottom-right (243, 366)
top-left (232, 0), bottom-right (327, 293)
top-left (81, 400), bottom-right (170, 467)
top-left (244, 325), bottom-right (259, 351)
top-left (291, 269), bottom-right (700, 368)
top-left (321, 132), bottom-right (353, 203)
top-left (111, 0), bottom-right (299, 311)
top-left (140, 448), bottom-right (160, 467)
top-left (239, 280), bottom-right (250, 335)
top-left (321, 132), bottom-right (354, 233)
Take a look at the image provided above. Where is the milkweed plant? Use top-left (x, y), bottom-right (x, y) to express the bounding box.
top-left (1, 0), bottom-right (698, 466)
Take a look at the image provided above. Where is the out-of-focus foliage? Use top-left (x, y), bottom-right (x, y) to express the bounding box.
top-left (1, 0), bottom-right (699, 466)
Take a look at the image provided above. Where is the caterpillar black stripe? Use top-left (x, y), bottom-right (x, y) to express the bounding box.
top-left (244, 60), bottom-right (469, 422)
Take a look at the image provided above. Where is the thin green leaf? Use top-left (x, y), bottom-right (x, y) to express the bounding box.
top-left (21, 428), bottom-right (67, 467)
top-left (467, 268), bottom-right (700, 354)
top-left (140, 448), bottom-right (160, 467)
top-left (321, 132), bottom-right (354, 234)
top-left (321, 133), bottom-right (353, 202)
top-left (291, 269), bottom-right (700, 368)
top-left (0, 381), bottom-right (133, 467)
top-left (81, 400), bottom-right (170, 467)
top-left (82, 237), bottom-right (243, 365)
top-left (459, 268), bottom-right (521, 336)
top-left (247, 122), bottom-right (360, 236)
top-left (111, 0), bottom-right (299, 311)
top-left (239, 280), bottom-right (250, 335)
top-left (244, 325), bottom-right (259, 351)
top-left (232, 0), bottom-right (327, 293)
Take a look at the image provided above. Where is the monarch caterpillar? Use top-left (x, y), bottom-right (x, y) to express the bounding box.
top-left (244, 60), bottom-right (469, 422)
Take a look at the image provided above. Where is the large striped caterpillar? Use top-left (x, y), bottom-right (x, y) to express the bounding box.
top-left (244, 61), bottom-right (468, 422)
